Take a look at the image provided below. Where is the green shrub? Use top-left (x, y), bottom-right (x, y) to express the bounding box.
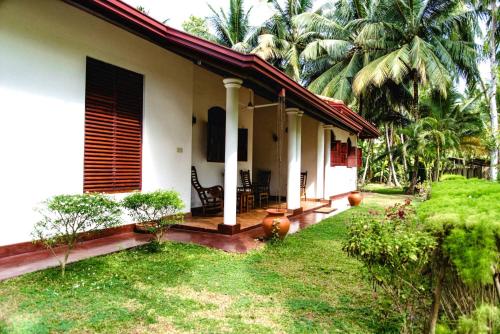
top-left (440, 174), bottom-right (466, 182)
top-left (32, 194), bottom-right (121, 276)
top-left (438, 304), bottom-right (500, 334)
top-left (122, 190), bottom-right (184, 248)
top-left (419, 178), bottom-right (500, 331)
top-left (419, 178), bottom-right (500, 286)
top-left (344, 200), bottom-right (436, 332)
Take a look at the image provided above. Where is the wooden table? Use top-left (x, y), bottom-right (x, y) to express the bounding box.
top-left (237, 191), bottom-right (254, 213)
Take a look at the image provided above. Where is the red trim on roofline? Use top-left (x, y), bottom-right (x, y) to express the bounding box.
top-left (320, 97), bottom-right (380, 138)
top-left (64, 0), bottom-right (379, 138)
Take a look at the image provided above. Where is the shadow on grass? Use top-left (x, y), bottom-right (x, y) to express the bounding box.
top-left (240, 212), bottom-right (402, 333)
top-left (2, 242), bottom-right (205, 333)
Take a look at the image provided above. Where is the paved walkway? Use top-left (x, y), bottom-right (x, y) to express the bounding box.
top-left (0, 198), bottom-right (351, 281)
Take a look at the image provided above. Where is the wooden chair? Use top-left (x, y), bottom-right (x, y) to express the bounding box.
top-left (300, 171), bottom-right (308, 201)
top-left (191, 166), bottom-right (224, 216)
top-left (238, 170), bottom-right (255, 211)
top-left (254, 170), bottom-right (271, 208)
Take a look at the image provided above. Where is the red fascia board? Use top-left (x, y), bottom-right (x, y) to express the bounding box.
top-left (322, 100), bottom-right (380, 138)
top-left (65, 0), bottom-right (363, 133)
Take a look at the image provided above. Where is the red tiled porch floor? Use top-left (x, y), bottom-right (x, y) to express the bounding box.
top-left (0, 201), bottom-right (346, 281)
top-left (177, 200), bottom-right (329, 232)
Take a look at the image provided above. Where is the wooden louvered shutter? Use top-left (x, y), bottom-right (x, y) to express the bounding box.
top-left (84, 57), bottom-right (143, 193)
top-left (339, 143), bottom-right (348, 166)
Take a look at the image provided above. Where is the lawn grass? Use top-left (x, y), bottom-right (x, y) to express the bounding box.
top-left (0, 194), bottom-right (407, 334)
top-left (362, 183), bottom-right (405, 195)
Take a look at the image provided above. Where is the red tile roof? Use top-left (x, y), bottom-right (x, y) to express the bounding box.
top-left (65, 0), bottom-right (380, 138)
top-left (319, 96), bottom-right (380, 138)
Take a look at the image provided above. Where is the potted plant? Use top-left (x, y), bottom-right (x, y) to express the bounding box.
top-left (122, 190), bottom-right (184, 251)
top-left (262, 209), bottom-right (290, 239)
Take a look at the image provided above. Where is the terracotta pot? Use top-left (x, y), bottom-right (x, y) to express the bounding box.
top-left (347, 191), bottom-right (363, 206)
top-left (262, 209), bottom-right (290, 239)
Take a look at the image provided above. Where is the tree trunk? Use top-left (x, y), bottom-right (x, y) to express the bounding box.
top-left (493, 271), bottom-right (500, 301)
top-left (361, 139), bottom-right (373, 185)
top-left (409, 155), bottom-right (420, 194)
top-left (400, 133), bottom-right (408, 174)
top-left (385, 124), bottom-right (401, 187)
top-left (61, 251), bottom-right (70, 277)
top-left (409, 77), bottom-right (420, 194)
top-left (428, 264), bottom-right (446, 334)
top-left (434, 146), bottom-right (440, 182)
top-left (489, 0), bottom-right (498, 181)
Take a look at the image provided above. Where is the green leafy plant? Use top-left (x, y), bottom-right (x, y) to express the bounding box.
top-left (344, 200), bottom-right (436, 332)
top-left (269, 218), bottom-right (283, 243)
top-left (415, 181), bottom-right (432, 201)
top-left (32, 194), bottom-right (121, 276)
top-left (122, 190), bottom-right (184, 249)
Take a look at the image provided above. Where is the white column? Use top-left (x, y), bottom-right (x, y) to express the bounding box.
top-left (287, 108), bottom-right (301, 209)
top-left (223, 78), bottom-right (243, 226)
top-left (296, 111), bottom-right (304, 203)
top-left (323, 125), bottom-right (333, 200)
top-left (296, 111), bottom-right (304, 174)
top-left (316, 122), bottom-right (324, 199)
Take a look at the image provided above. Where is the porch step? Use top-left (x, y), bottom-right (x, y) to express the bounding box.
top-left (313, 207), bottom-right (337, 214)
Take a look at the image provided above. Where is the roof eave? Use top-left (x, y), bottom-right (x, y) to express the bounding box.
top-left (64, 0), bottom-right (366, 134)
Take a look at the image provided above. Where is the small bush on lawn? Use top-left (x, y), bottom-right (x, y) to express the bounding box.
top-left (346, 177), bottom-right (500, 333)
top-left (122, 190), bottom-right (184, 250)
top-left (32, 194), bottom-right (121, 276)
top-left (344, 199), bottom-right (436, 333)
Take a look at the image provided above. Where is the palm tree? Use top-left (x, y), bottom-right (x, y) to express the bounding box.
top-left (351, 0), bottom-right (478, 193)
top-left (472, 0), bottom-right (498, 181)
top-left (251, 0), bottom-right (316, 81)
top-left (208, 0), bottom-right (253, 52)
top-left (295, 0), bottom-right (396, 104)
top-left (352, 0), bottom-right (478, 113)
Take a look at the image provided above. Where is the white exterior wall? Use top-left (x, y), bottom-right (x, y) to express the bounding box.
top-left (0, 0), bottom-right (194, 246)
top-left (190, 67), bottom-right (253, 208)
top-left (252, 99), bottom-right (287, 197)
top-left (300, 116), bottom-right (319, 199)
top-left (0, 0), bottom-right (361, 246)
top-left (326, 128), bottom-right (358, 197)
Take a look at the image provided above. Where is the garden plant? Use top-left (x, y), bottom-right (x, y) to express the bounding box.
top-left (345, 176), bottom-right (500, 333)
top-left (32, 193), bottom-right (121, 276)
top-left (122, 190), bottom-right (184, 251)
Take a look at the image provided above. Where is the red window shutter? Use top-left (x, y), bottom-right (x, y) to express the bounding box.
top-left (84, 58), bottom-right (143, 193)
top-left (330, 140), bottom-right (340, 166)
top-left (340, 143), bottom-right (348, 165)
top-left (347, 144), bottom-right (357, 167)
top-left (357, 148), bottom-right (362, 168)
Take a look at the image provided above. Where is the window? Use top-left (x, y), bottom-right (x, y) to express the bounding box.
top-left (207, 107), bottom-right (225, 162)
top-left (357, 148), bottom-right (363, 168)
top-left (330, 131), bottom-right (347, 166)
top-left (84, 57), bottom-right (144, 193)
top-left (206, 106), bottom-right (248, 162)
top-left (347, 138), bottom-right (357, 167)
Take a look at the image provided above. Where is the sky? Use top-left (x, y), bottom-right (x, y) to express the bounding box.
top-left (122, 0), bottom-right (491, 89)
top-left (123, 0), bottom-right (328, 29)
top-left (123, 0), bottom-right (277, 29)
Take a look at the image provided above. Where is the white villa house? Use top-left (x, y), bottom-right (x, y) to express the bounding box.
top-left (0, 0), bottom-right (379, 252)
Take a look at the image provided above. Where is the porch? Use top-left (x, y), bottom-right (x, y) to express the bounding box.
top-left (175, 200), bottom-right (331, 234)
top-left (189, 68), bottom-right (354, 235)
